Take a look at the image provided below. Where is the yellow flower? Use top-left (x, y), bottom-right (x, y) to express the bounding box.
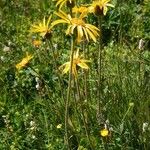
top-left (16, 53), bottom-right (33, 70)
top-left (72, 6), bottom-right (89, 14)
top-left (100, 128), bottom-right (109, 137)
top-left (89, 0), bottom-right (114, 16)
top-left (32, 40), bottom-right (42, 47)
top-left (59, 49), bottom-right (90, 77)
top-left (54, 0), bottom-right (75, 9)
top-left (52, 10), bottom-right (99, 43)
top-left (56, 124), bottom-right (62, 129)
top-left (30, 16), bottom-right (52, 39)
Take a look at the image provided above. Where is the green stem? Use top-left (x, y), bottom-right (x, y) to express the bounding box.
top-left (48, 40), bottom-right (65, 103)
top-left (82, 42), bottom-right (89, 102)
top-left (42, 109), bottom-right (50, 146)
top-left (75, 77), bottom-right (94, 150)
top-left (97, 16), bottom-right (103, 124)
top-left (121, 104), bottom-right (133, 123)
top-left (65, 36), bottom-right (74, 149)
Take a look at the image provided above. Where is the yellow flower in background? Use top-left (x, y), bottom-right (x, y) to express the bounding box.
top-left (72, 6), bottom-right (89, 14)
top-left (30, 16), bottom-right (52, 38)
top-left (59, 49), bottom-right (90, 77)
top-left (56, 124), bottom-right (62, 129)
top-left (100, 128), bottom-right (109, 137)
top-left (16, 53), bottom-right (33, 70)
top-left (52, 10), bottom-right (99, 43)
top-left (89, 0), bottom-right (114, 16)
top-left (54, 0), bottom-right (75, 9)
top-left (32, 40), bottom-right (42, 47)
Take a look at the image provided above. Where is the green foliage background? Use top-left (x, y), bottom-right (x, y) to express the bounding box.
top-left (0, 0), bottom-right (150, 149)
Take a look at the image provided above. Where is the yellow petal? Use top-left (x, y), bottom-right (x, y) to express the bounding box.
top-left (77, 25), bottom-right (83, 43)
top-left (77, 62), bottom-right (89, 69)
top-left (106, 3), bottom-right (114, 7)
top-left (46, 15), bottom-right (52, 27)
top-left (51, 19), bottom-right (69, 27)
top-left (103, 6), bottom-right (108, 15)
top-left (86, 28), bottom-right (97, 42)
top-left (83, 27), bottom-right (89, 42)
top-left (74, 48), bottom-right (79, 59)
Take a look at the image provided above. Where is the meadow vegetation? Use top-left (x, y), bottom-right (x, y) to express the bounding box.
top-left (0, 0), bottom-right (150, 149)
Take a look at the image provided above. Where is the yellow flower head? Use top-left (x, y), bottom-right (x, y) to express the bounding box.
top-left (72, 6), bottom-right (89, 14)
top-left (100, 128), bottom-right (109, 137)
top-left (30, 16), bottom-right (52, 39)
top-left (54, 0), bottom-right (75, 9)
top-left (32, 40), bottom-right (42, 47)
top-left (52, 10), bottom-right (99, 43)
top-left (56, 124), bottom-right (62, 129)
top-left (59, 49), bottom-right (90, 77)
top-left (89, 0), bottom-right (114, 16)
top-left (16, 53), bottom-right (33, 70)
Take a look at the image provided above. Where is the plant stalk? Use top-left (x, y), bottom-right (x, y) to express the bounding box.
top-left (75, 77), bottom-right (94, 150)
top-left (97, 16), bottom-right (103, 124)
top-left (65, 36), bottom-right (74, 149)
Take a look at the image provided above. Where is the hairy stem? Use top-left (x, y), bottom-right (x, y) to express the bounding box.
top-left (97, 16), bottom-right (103, 124)
top-left (65, 36), bottom-right (74, 149)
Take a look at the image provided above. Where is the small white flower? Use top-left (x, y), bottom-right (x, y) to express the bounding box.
top-left (30, 121), bottom-right (35, 126)
top-left (138, 39), bottom-right (144, 50)
top-left (53, 44), bottom-right (58, 50)
top-left (36, 84), bottom-right (40, 90)
top-left (3, 46), bottom-right (10, 52)
top-left (0, 56), bottom-right (5, 61)
top-left (142, 122), bottom-right (148, 132)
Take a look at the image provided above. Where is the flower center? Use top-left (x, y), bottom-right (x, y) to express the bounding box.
top-left (71, 18), bottom-right (85, 26)
top-left (74, 58), bottom-right (81, 64)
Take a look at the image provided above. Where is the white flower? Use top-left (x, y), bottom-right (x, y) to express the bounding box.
top-left (138, 39), bottom-right (144, 50)
top-left (142, 122), bottom-right (148, 132)
top-left (3, 46), bottom-right (10, 52)
top-left (30, 120), bottom-right (35, 126)
top-left (0, 56), bottom-right (5, 61)
top-left (36, 84), bottom-right (40, 90)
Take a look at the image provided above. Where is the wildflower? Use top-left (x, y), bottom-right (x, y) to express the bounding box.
top-left (52, 10), bottom-right (99, 43)
top-left (138, 39), bottom-right (144, 50)
top-left (100, 128), bottom-right (109, 137)
top-left (72, 6), bottom-right (89, 14)
top-left (16, 53), bottom-right (33, 70)
top-left (59, 49), bottom-right (90, 77)
top-left (0, 56), bottom-right (5, 61)
top-left (3, 46), bottom-right (10, 52)
top-left (36, 84), bottom-right (40, 90)
top-left (30, 121), bottom-right (35, 127)
top-left (89, 0), bottom-right (114, 16)
top-left (32, 39), bottom-right (42, 47)
top-left (142, 122), bottom-right (149, 132)
top-left (54, 0), bottom-right (75, 9)
top-left (30, 16), bottom-right (52, 39)
top-left (57, 124), bottom-right (62, 129)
